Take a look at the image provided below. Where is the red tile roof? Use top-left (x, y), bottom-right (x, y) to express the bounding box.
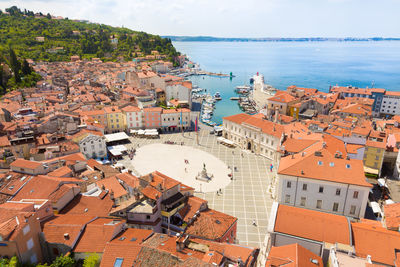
top-left (59, 194), bottom-right (113, 216)
top-left (42, 214), bottom-right (95, 247)
top-left (73, 218), bottom-right (124, 253)
top-left (352, 222), bottom-right (400, 266)
top-left (224, 113), bottom-right (284, 139)
top-left (274, 204), bottom-right (351, 245)
top-left (266, 243), bottom-right (323, 267)
top-left (278, 145), bottom-right (371, 187)
top-left (383, 203), bottom-right (400, 231)
top-left (96, 176), bottom-right (127, 199)
top-left (10, 159), bottom-right (42, 169)
top-left (185, 209), bottom-right (237, 241)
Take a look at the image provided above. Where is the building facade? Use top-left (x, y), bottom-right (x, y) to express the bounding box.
top-left (122, 106), bottom-right (143, 130)
top-left (79, 134), bottom-right (107, 160)
top-left (278, 149), bottom-right (372, 219)
top-left (223, 113), bottom-right (284, 162)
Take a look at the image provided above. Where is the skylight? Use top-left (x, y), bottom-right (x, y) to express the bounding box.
top-left (113, 258), bottom-right (123, 267)
top-left (329, 162), bottom-right (335, 167)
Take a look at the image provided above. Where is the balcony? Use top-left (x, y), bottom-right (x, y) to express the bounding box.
top-left (161, 192), bottom-right (186, 210)
top-left (161, 202), bottom-right (185, 218)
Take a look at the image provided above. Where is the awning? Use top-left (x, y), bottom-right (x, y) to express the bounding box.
top-left (370, 201), bottom-right (381, 214)
top-left (377, 178), bottom-right (388, 188)
top-left (108, 144), bottom-right (128, 156)
top-left (105, 132), bottom-right (130, 142)
top-left (217, 137), bottom-right (235, 146)
top-left (364, 166), bottom-right (379, 175)
top-left (386, 199), bottom-right (395, 205)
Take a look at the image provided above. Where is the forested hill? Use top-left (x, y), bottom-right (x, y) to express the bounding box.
top-left (0, 6), bottom-right (179, 63)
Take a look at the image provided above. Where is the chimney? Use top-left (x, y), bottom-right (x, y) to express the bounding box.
top-left (149, 173), bottom-right (153, 182)
top-left (64, 233), bottom-right (70, 240)
top-left (110, 190), bottom-right (114, 200)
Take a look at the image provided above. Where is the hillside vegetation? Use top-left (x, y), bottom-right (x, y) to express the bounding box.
top-left (0, 6), bottom-right (179, 63)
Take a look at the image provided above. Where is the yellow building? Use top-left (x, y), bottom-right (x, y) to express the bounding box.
top-left (288, 102), bottom-right (301, 119)
top-left (363, 140), bottom-right (385, 176)
top-left (104, 106), bottom-right (126, 133)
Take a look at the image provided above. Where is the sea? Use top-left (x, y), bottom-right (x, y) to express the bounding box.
top-left (173, 41), bottom-right (400, 124)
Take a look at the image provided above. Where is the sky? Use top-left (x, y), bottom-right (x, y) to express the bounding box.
top-left (0, 0), bottom-right (399, 38)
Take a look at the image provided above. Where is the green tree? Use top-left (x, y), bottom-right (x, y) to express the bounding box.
top-left (83, 253), bottom-right (100, 267)
top-left (8, 256), bottom-right (18, 267)
top-left (49, 255), bottom-right (75, 267)
top-left (46, 13), bottom-right (51, 19)
top-left (22, 59), bottom-right (32, 75)
top-left (8, 47), bottom-right (21, 83)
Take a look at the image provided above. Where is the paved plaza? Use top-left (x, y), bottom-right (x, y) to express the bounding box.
top-left (132, 143), bottom-right (231, 192)
top-left (120, 129), bottom-right (275, 248)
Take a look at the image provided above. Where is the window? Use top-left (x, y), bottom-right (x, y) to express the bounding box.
top-left (353, 191), bottom-right (359, 199)
top-left (302, 184), bottom-right (307, 191)
top-left (346, 164), bottom-right (351, 169)
top-left (23, 225), bottom-right (30, 235)
top-left (114, 258), bottom-right (124, 267)
top-left (329, 162), bottom-right (334, 167)
top-left (333, 202), bottom-right (339, 212)
top-left (30, 253), bottom-right (38, 264)
top-left (27, 238), bottom-right (34, 250)
top-left (317, 161), bottom-right (323, 165)
top-left (336, 188), bottom-right (341, 196)
top-left (146, 215), bottom-right (151, 220)
top-left (300, 197), bottom-right (306, 206)
top-left (319, 186), bottom-right (324, 193)
top-left (316, 200), bottom-right (322, 209)
top-left (285, 194), bottom-right (290, 203)
top-left (287, 181), bottom-right (291, 188)
top-left (350, 205), bottom-right (356, 215)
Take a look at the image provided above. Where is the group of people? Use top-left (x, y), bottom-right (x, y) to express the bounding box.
top-left (128, 148), bottom-right (136, 160)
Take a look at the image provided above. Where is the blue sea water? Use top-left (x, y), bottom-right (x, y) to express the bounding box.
top-left (173, 41), bottom-right (400, 124)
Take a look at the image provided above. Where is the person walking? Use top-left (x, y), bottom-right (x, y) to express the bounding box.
top-left (252, 219), bottom-right (257, 226)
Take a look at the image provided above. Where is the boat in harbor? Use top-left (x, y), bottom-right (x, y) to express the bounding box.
top-left (214, 92), bottom-right (222, 100)
top-left (236, 85), bottom-right (251, 90)
top-left (230, 97), bottom-right (240, 100)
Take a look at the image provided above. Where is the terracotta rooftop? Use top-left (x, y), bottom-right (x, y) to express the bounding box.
top-left (352, 221), bottom-right (400, 266)
top-left (185, 208), bottom-right (237, 241)
top-left (73, 217), bottom-right (124, 253)
top-left (278, 145), bottom-right (371, 187)
top-left (266, 243), bottom-right (323, 267)
top-left (10, 159), bottom-right (43, 169)
top-left (59, 193), bottom-right (113, 216)
top-left (383, 203), bottom-right (400, 231)
top-left (274, 204), bottom-right (351, 245)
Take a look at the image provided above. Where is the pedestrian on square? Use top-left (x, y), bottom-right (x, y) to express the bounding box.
top-left (252, 219), bottom-right (257, 226)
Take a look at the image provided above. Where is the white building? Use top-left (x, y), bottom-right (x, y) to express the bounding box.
top-left (165, 83), bottom-right (192, 109)
top-left (379, 92), bottom-right (400, 116)
top-left (79, 134), bottom-right (107, 160)
top-left (222, 113), bottom-right (285, 162)
top-left (122, 105), bottom-right (143, 130)
top-left (160, 108), bottom-right (191, 132)
top-left (278, 147), bottom-right (372, 219)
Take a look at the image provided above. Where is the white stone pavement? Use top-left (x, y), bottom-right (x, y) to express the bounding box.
top-left (118, 131), bottom-right (275, 248)
top-left (132, 143), bottom-right (231, 193)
